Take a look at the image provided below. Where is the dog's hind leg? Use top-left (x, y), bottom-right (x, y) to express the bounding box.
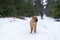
top-left (34, 26), bottom-right (36, 33)
top-left (30, 27), bottom-right (33, 33)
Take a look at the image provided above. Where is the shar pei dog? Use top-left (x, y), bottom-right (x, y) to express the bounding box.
top-left (30, 16), bottom-right (38, 33)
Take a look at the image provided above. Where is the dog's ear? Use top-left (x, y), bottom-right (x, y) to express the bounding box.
top-left (36, 18), bottom-right (38, 22)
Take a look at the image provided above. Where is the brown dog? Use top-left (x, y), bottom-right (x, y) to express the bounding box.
top-left (30, 16), bottom-right (38, 33)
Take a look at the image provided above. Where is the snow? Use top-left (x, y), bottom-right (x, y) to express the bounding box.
top-left (0, 15), bottom-right (60, 40)
top-left (43, 0), bottom-right (47, 5)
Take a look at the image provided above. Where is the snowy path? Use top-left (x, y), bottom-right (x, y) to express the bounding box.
top-left (0, 15), bottom-right (60, 40)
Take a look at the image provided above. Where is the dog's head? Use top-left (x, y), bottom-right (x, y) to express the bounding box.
top-left (32, 16), bottom-right (38, 22)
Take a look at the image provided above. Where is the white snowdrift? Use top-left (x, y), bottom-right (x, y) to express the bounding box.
top-left (0, 15), bottom-right (60, 40)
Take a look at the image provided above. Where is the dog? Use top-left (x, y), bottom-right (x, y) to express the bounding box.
top-left (30, 16), bottom-right (38, 33)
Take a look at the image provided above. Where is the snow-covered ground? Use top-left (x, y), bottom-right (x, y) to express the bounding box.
top-left (0, 15), bottom-right (60, 40)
